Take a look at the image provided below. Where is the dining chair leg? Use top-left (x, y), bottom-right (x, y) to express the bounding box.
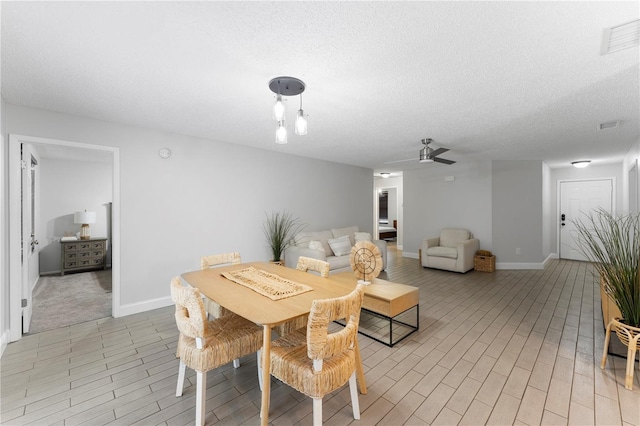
top-left (348, 373), bottom-right (360, 420)
top-left (196, 370), bottom-right (207, 426)
top-left (256, 349), bottom-right (263, 391)
top-left (601, 320), bottom-right (613, 369)
top-left (624, 333), bottom-right (639, 390)
top-left (312, 397), bottom-right (322, 426)
top-left (176, 360), bottom-right (186, 397)
top-left (354, 339), bottom-right (367, 394)
top-left (233, 359), bottom-right (240, 368)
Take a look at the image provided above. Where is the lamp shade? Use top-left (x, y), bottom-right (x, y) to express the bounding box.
top-left (74, 211), bottom-right (96, 224)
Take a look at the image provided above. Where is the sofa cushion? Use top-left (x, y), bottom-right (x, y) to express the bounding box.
top-left (294, 230), bottom-right (334, 257)
top-left (328, 235), bottom-right (352, 256)
top-left (440, 228), bottom-right (471, 248)
top-left (331, 226), bottom-right (359, 246)
top-left (426, 246), bottom-right (458, 259)
top-left (355, 232), bottom-right (372, 242)
top-left (326, 255), bottom-right (352, 271)
top-left (308, 240), bottom-right (324, 252)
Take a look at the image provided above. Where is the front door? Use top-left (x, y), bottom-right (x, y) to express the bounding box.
top-left (559, 179), bottom-right (613, 261)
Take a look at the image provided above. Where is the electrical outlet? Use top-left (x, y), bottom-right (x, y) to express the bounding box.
top-left (516, 248), bottom-right (521, 255)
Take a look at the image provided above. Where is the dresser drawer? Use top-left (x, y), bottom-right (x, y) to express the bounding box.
top-left (90, 242), bottom-right (105, 250)
top-left (64, 243), bottom-right (78, 253)
top-left (64, 261), bottom-right (78, 269)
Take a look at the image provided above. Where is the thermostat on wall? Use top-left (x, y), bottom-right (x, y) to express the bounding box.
top-left (158, 148), bottom-right (172, 159)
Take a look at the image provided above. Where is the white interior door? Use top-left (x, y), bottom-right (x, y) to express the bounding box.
top-left (21, 144), bottom-right (40, 333)
top-left (559, 179), bottom-right (613, 261)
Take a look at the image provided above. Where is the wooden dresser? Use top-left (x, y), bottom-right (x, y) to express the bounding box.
top-left (60, 238), bottom-right (107, 276)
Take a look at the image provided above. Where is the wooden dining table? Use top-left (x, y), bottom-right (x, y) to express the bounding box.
top-left (181, 262), bottom-right (367, 426)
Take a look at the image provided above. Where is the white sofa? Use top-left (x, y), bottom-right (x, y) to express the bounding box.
top-left (421, 228), bottom-right (479, 273)
top-left (284, 225), bottom-right (387, 274)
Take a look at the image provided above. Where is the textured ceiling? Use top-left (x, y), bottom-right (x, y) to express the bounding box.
top-left (2, 1), bottom-right (639, 172)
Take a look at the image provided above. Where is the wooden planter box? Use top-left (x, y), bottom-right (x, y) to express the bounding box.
top-left (474, 255), bottom-right (496, 272)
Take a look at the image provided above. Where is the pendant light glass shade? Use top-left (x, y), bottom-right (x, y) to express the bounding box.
top-left (273, 94), bottom-right (285, 121)
top-left (295, 109), bottom-right (307, 135)
top-left (276, 120), bottom-right (287, 144)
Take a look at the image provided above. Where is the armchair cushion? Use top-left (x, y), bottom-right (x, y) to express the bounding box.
top-left (425, 246), bottom-right (458, 259)
top-left (440, 229), bottom-right (471, 248)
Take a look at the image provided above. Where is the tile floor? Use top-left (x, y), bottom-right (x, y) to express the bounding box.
top-left (1, 249), bottom-right (639, 425)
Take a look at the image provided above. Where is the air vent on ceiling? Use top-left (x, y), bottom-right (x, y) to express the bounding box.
top-left (599, 120), bottom-right (620, 130)
top-left (601, 19), bottom-right (640, 55)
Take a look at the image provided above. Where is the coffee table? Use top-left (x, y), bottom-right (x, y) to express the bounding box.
top-left (331, 273), bottom-right (420, 347)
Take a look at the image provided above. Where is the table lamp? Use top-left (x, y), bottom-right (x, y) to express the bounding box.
top-left (74, 210), bottom-right (96, 240)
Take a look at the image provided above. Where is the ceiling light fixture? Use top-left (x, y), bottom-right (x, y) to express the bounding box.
top-left (269, 76), bottom-right (307, 143)
top-left (380, 172), bottom-right (391, 178)
top-left (572, 160), bottom-right (591, 168)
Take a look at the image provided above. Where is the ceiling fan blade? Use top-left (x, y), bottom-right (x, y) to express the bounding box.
top-left (430, 147), bottom-right (449, 157)
top-left (433, 157), bottom-right (456, 165)
top-left (384, 158), bottom-right (415, 164)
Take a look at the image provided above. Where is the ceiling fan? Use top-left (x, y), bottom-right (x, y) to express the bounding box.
top-left (385, 138), bottom-right (456, 165)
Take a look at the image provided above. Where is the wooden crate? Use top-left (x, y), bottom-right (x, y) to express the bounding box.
top-left (474, 255), bottom-right (496, 272)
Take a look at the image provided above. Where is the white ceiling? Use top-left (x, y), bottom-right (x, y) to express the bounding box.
top-left (2, 2), bottom-right (639, 172)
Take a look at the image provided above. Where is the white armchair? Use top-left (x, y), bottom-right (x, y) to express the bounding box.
top-left (421, 228), bottom-right (479, 273)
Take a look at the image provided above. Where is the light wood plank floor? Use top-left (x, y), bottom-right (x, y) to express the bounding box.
top-left (2, 248), bottom-right (639, 425)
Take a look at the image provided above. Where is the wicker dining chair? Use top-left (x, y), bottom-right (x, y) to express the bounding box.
top-left (171, 277), bottom-right (263, 426)
top-left (200, 252), bottom-right (241, 319)
top-left (601, 318), bottom-right (640, 390)
top-left (274, 257), bottom-right (331, 337)
top-left (267, 283), bottom-right (365, 426)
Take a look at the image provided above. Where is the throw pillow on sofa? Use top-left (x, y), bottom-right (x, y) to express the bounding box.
top-left (308, 240), bottom-right (324, 252)
top-left (328, 235), bottom-right (352, 256)
top-left (354, 232), bottom-right (372, 242)
top-left (331, 226), bottom-right (359, 246)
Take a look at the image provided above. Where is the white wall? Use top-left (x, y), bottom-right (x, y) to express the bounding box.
top-left (492, 160), bottom-right (544, 264)
top-left (403, 161), bottom-right (492, 257)
top-left (623, 138), bottom-right (640, 214)
top-left (37, 157), bottom-right (112, 274)
top-left (5, 104), bottom-right (374, 313)
top-left (1, 95), bottom-right (8, 355)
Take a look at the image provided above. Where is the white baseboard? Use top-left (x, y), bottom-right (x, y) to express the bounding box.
top-left (116, 296), bottom-right (173, 318)
top-left (495, 262), bottom-right (545, 270)
top-left (403, 251), bottom-right (419, 259)
top-left (1, 331), bottom-right (9, 358)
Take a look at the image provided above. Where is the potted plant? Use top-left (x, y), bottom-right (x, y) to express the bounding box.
top-left (574, 208), bottom-right (640, 389)
top-left (263, 211), bottom-right (304, 264)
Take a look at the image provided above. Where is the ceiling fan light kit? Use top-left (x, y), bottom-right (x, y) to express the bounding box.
top-left (269, 76), bottom-right (307, 143)
top-left (419, 138), bottom-right (456, 165)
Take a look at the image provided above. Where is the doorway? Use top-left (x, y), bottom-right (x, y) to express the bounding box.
top-left (559, 179), bottom-right (613, 261)
top-left (8, 134), bottom-right (120, 342)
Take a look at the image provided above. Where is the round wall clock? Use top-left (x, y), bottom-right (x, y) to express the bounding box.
top-left (350, 241), bottom-right (382, 284)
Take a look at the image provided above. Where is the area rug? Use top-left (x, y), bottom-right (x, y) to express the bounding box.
top-left (29, 270), bottom-right (112, 334)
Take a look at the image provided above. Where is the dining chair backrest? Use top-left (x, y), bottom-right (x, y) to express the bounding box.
top-left (170, 277), bottom-right (207, 342)
top-left (200, 252), bottom-right (241, 270)
top-left (296, 256), bottom-right (330, 278)
top-left (307, 283), bottom-right (364, 362)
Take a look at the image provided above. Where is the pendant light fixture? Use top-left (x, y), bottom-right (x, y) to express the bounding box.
top-left (295, 93), bottom-right (307, 135)
top-left (269, 76), bottom-right (307, 143)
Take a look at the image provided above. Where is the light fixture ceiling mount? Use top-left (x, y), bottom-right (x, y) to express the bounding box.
top-left (269, 77), bottom-right (305, 97)
top-left (571, 160), bottom-right (591, 168)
